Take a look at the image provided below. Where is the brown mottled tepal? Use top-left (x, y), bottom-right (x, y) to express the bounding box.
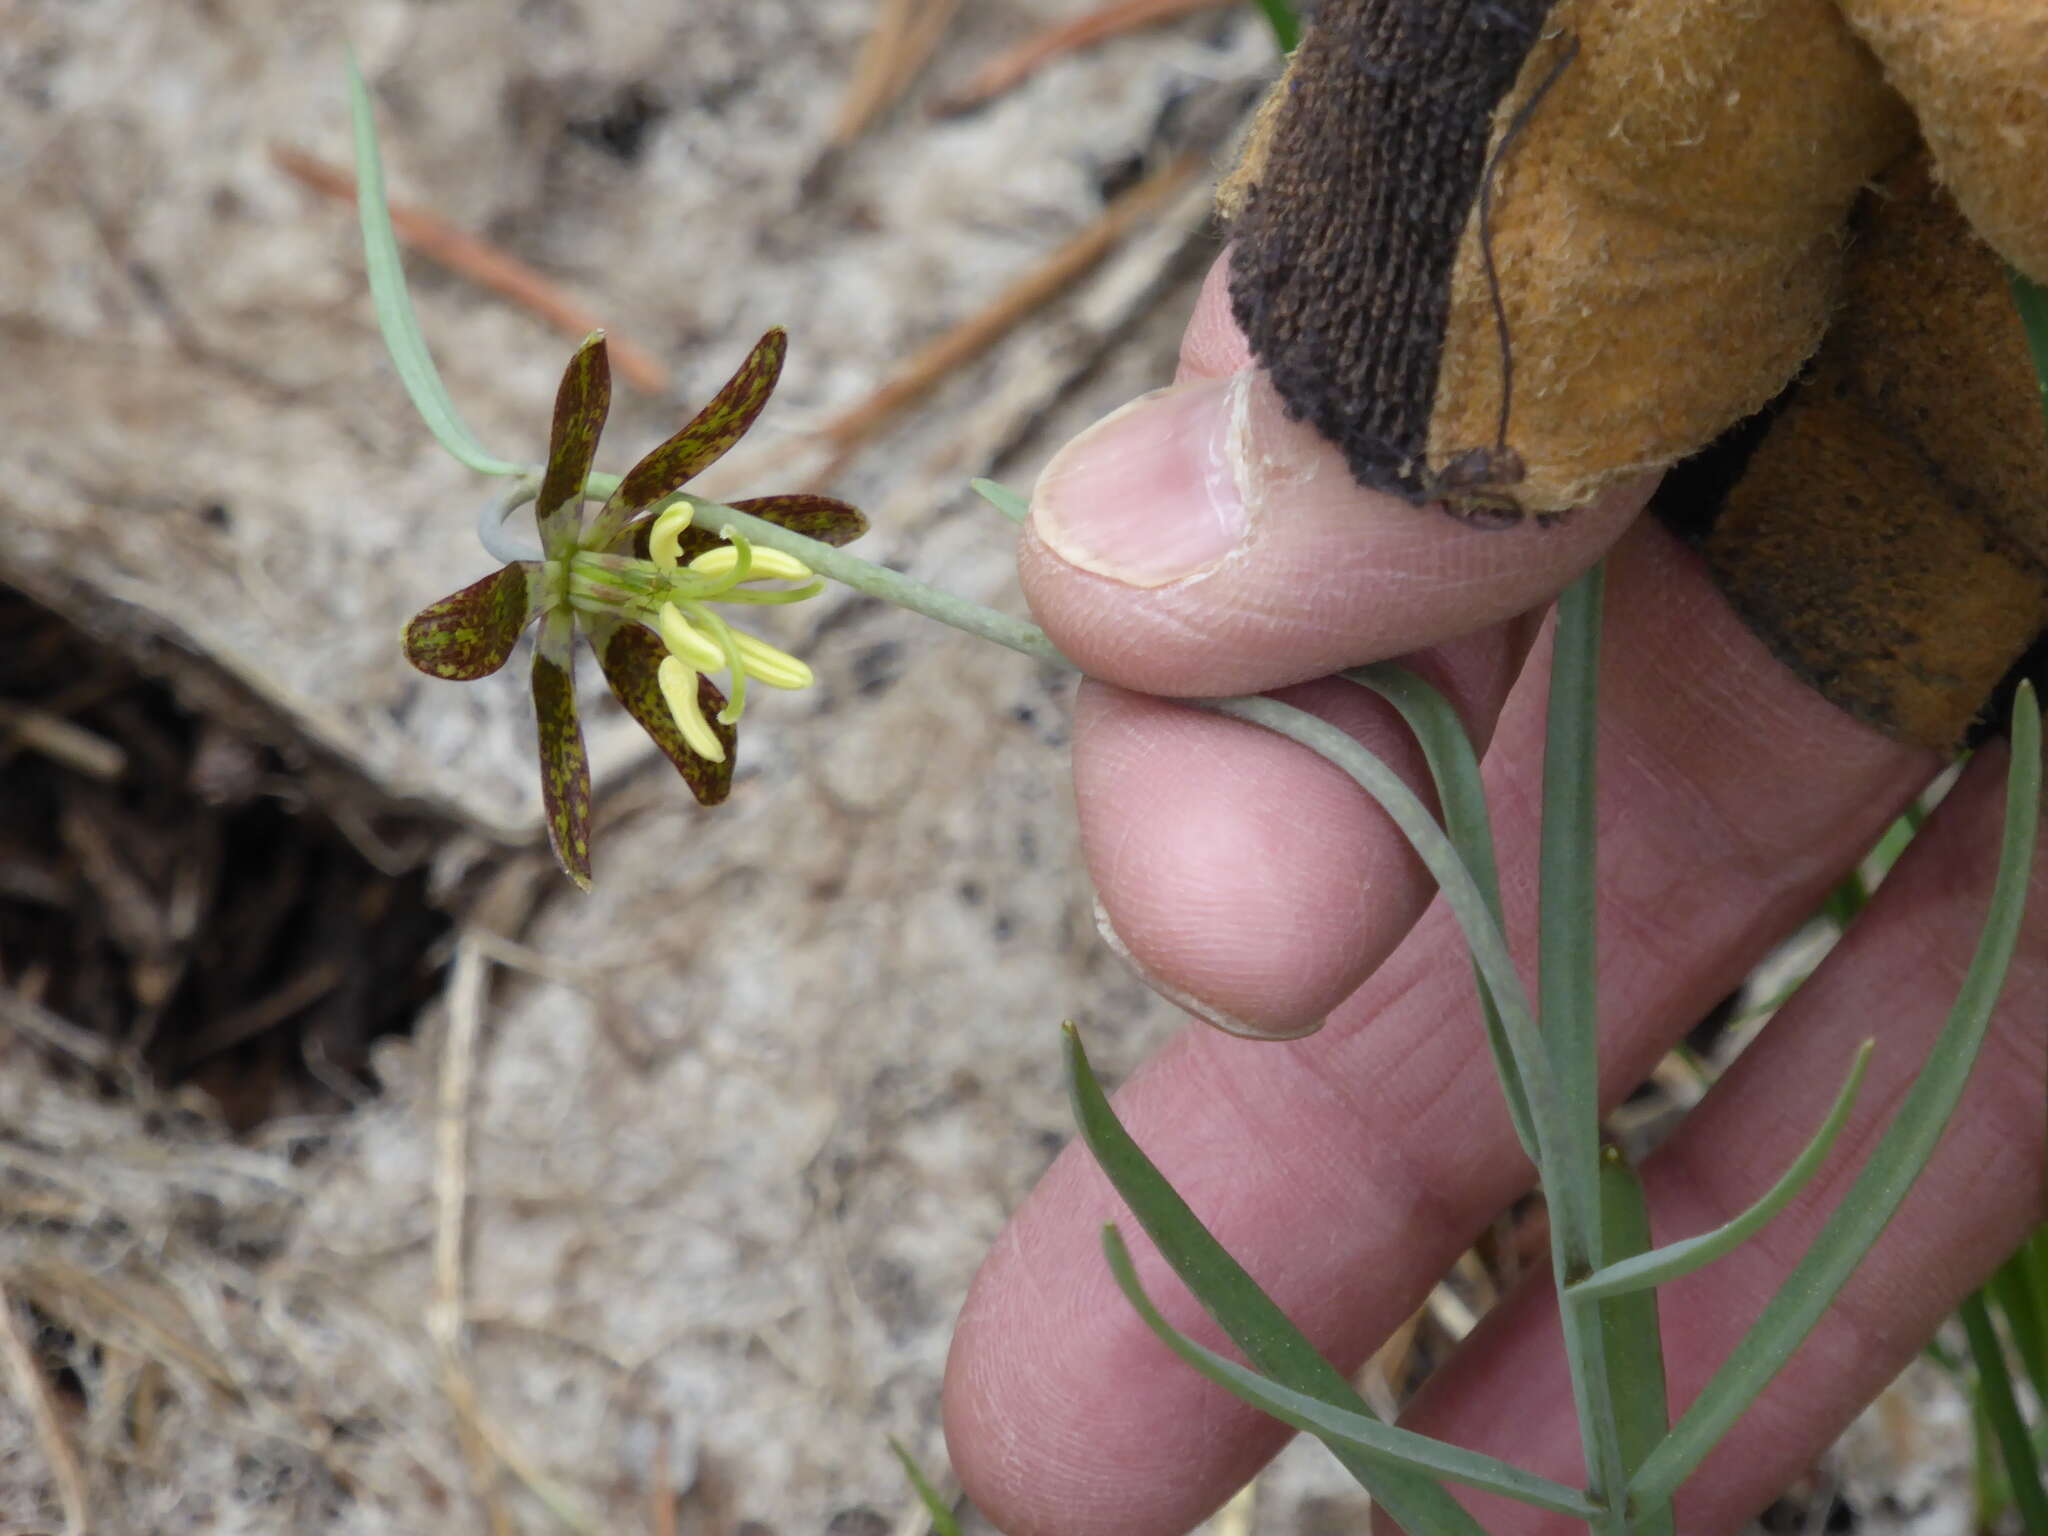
top-left (1222, 0), bottom-right (2048, 751)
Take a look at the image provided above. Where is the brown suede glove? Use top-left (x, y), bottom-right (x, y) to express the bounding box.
top-left (1223, 0), bottom-right (2048, 750)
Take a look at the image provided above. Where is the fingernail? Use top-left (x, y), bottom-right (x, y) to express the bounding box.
top-left (1032, 375), bottom-right (1250, 588)
top-left (1093, 899), bottom-right (1325, 1042)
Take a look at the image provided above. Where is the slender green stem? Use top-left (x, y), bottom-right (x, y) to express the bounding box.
top-left (1541, 568), bottom-right (1607, 1207)
top-left (1199, 694), bottom-right (1585, 1247)
top-left (970, 478), bottom-right (1032, 525)
top-left (582, 478), bottom-right (1074, 669)
top-left (1961, 1292), bottom-right (2048, 1533)
top-left (477, 479), bottom-right (542, 564)
top-left (1597, 1151), bottom-right (1675, 1536)
top-left (1539, 567), bottom-right (1628, 1532)
top-left (1346, 663), bottom-right (1537, 1163)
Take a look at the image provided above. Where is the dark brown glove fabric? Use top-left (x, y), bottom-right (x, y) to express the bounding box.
top-left (1224, 0), bottom-right (2048, 750)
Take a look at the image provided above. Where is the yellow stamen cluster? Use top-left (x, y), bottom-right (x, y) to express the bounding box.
top-left (646, 501), bottom-right (820, 763)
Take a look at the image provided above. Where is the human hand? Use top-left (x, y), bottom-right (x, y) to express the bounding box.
top-left (940, 255), bottom-right (2048, 1534)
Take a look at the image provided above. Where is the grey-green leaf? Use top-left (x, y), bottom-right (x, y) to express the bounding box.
top-left (1595, 1150), bottom-right (1675, 1536)
top-left (969, 478), bottom-right (1031, 525)
top-left (1346, 662), bottom-right (1531, 1161)
top-left (1065, 1026), bottom-right (1489, 1536)
top-left (1570, 1041), bottom-right (1872, 1305)
top-left (346, 51), bottom-right (519, 477)
top-left (1100, 1226), bottom-right (1598, 1520)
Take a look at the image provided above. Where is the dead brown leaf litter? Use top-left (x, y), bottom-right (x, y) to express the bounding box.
top-left (0, 585), bottom-right (451, 1124)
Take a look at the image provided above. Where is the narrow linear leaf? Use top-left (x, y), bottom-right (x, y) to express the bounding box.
top-left (1345, 663), bottom-right (1532, 1161)
top-left (969, 478), bottom-right (1031, 525)
top-left (889, 1440), bottom-right (966, 1536)
top-left (1534, 566), bottom-right (1629, 1514)
top-left (402, 563), bottom-right (542, 680)
top-left (1066, 1027), bottom-right (1489, 1536)
top-left (536, 331), bottom-right (613, 559)
top-left (531, 612), bottom-right (594, 890)
top-left (593, 622), bottom-right (735, 807)
top-left (345, 51), bottom-right (519, 476)
top-left (594, 328), bottom-right (787, 543)
top-left (1101, 1227), bottom-right (1598, 1520)
top-left (1961, 1293), bottom-right (2048, 1533)
top-left (1631, 684), bottom-right (2041, 1503)
top-left (1595, 1151), bottom-right (1675, 1536)
top-left (1570, 1041), bottom-right (1873, 1304)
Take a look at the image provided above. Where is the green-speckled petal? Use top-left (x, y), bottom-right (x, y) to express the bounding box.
top-left (536, 332), bottom-right (613, 560)
top-left (729, 494), bottom-right (868, 547)
top-left (593, 620), bottom-right (736, 806)
top-left (531, 611), bottom-right (594, 889)
top-left (402, 563), bottom-right (544, 680)
top-left (590, 329), bottom-right (786, 543)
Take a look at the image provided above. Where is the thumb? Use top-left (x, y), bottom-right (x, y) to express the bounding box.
top-left (1019, 258), bottom-right (1650, 698)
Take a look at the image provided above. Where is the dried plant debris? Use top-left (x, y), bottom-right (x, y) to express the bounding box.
top-left (0, 584), bottom-right (451, 1128)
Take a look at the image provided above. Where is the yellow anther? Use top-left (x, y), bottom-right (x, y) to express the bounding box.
top-left (690, 544), bottom-right (813, 583)
top-left (657, 656), bottom-right (726, 762)
top-left (656, 603), bottom-right (726, 672)
top-left (731, 629), bottom-right (815, 690)
top-left (647, 501), bottom-right (697, 568)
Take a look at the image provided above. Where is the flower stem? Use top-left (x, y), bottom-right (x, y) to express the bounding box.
top-left (587, 476), bottom-right (1074, 670)
top-left (712, 501), bottom-right (1069, 666)
top-left (478, 479), bottom-right (543, 564)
